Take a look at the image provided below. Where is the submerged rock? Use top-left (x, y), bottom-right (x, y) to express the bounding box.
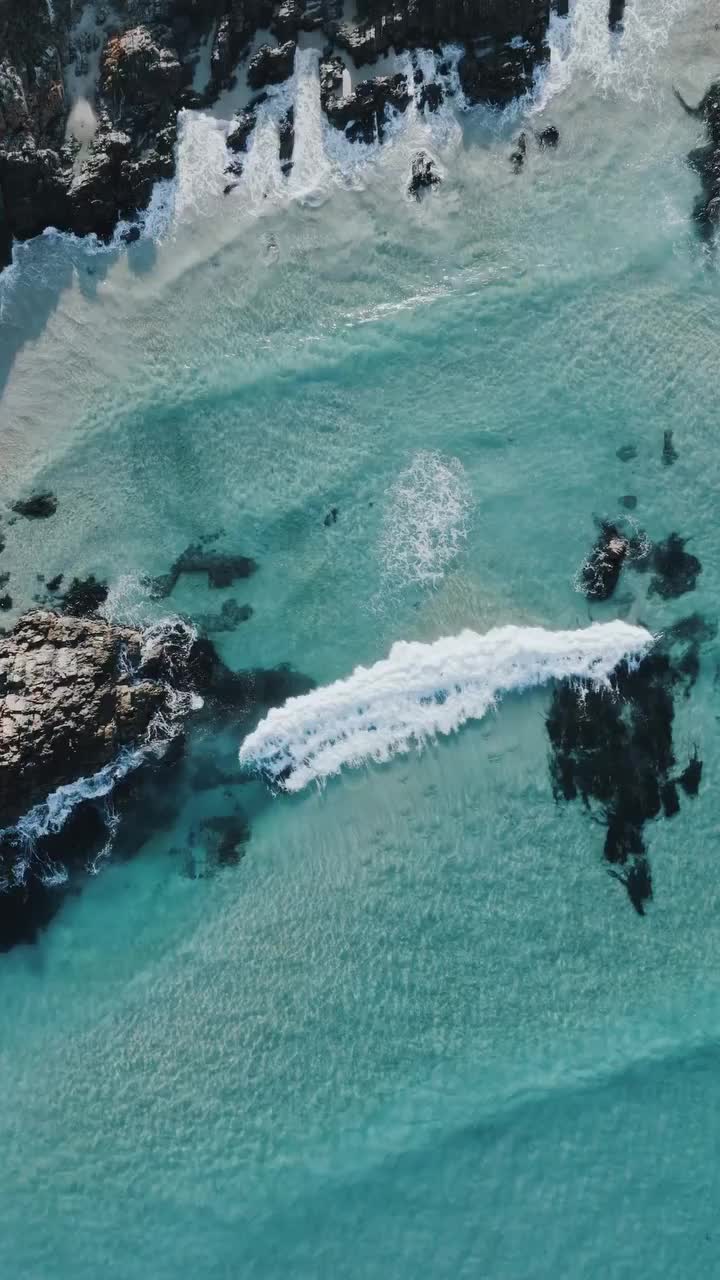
top-left (647, 533), bottom-right (701, 600)
top-left (662, 429), bottom-right (678, 466)
top-left (537, 124), bottom-right (559, 147)
top-left (547, 620), bottom-right (709, 915)
top-left (510, 132), bottom-right (527, 173)
top-left (148, 542), bottom-right (258, 596)
top-left (616, 444), bottom-right (637, 462)
top-left (12, 492), bottom-right (57, 518)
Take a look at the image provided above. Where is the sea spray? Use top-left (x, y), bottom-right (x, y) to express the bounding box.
top-left (239, 620), bottom-right (654, 792)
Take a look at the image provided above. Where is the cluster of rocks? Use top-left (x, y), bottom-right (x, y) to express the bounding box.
top-left (1, 0), bottom-right (635, 262)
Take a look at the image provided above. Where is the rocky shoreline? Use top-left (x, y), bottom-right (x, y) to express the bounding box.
top-left (0, 0), bottom-right (616, 267)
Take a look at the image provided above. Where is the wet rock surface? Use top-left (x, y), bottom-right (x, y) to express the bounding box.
top-left (409, 150), bottom-right (440, 198)
top-left (0, 610), bottom-right (175, 829)
top-left (0, 0), bottom-right (556, 261)
top-left (547, 617), bottom-right (713, 915)
top-left (323, 68), bottom-right (411, 143)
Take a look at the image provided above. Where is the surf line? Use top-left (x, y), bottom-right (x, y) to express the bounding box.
top-left (239, 620), bottom-right (653, 792)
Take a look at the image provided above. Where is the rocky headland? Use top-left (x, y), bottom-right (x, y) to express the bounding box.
top-left (0, 0), bottom-right (630, 267)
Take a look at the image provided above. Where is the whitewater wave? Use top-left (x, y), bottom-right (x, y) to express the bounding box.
top-left (538, 0), bottom-right (693, 108)
top-left (239, 620), bottom-right (654, 792)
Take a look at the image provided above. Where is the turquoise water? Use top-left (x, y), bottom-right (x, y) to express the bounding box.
top-left (2, 2), bottom-right (720, 1275)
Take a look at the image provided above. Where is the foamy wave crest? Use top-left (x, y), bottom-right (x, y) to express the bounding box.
top-left (537, 0), bottom-right (692, 108)
top-left (379, 451), bottom-right (472, 589)
top-left (239, 620), bottom-right (654, 792)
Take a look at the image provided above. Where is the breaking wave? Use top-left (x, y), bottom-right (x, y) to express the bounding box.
top-left (239, 620), bottom-right (654, 792)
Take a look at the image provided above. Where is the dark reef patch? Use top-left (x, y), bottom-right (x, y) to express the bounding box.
top-left (646, 533), bottom-right (701, 600)
top-left (547, 618), bottom-right (713, 914)
top-left (148, 541), bottom-right (257, 596)
top-left (12, 492), bottom-right (58, 519)
top-left (60, 574), bottom-right (109, 616)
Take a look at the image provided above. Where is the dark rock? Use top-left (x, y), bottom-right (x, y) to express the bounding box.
top-left (279, 105), bottom-right (295, 174)
top-left (546, 621), bottom-right (705, 915)
top-left (0, 594), bottom-right (12, 610)
top-left (661, 780), bottom-right (680, 818)
top-left (227, 110), bottom-right (256, 153)
top-left (676, 79), bottom-right (720, 241)
top-left (647, 533), bottom-right (701, 600)
top-left (458, 38), bottom-right (544, 108)
top-left (223, 181), bottom-right (239, 195)
top-left (510, 132), bottom-right (527, 173)
top-left (537, 124), bottom-right (559, 147)
top-left (616, 444), bottom-right (637, 462)
top-left (620, 495), bottom-right (637, 510)
top-left (678, 750), bottom-right (702, 797)
top-left (224, 158), bottom-right (244, 178)
top-left (581, 521), bottom-right (629, 601)
top-left (12, 491), bottom-right (57, 519)
top-left (45, 573), bottom-right (63, 593)
top-left (662, 429), bottom-right (678, 466)
top-left (247, 41), bottom-right (296, 92)
top-left (101, 26), bottom-right (183, 105)
top-left (324, 507), bottom-right (339, 526)
top-left (323, 72), bottom-right (411, 144)
top-left (121, 224), bottom-right (141, 244)
top-left (60, 575), bottom-right (108, 616)
top-left (608, 0), bottom-right (626, 31)
top-left (409, 150), bottom-right (440, 198)
top-left (0, 573), bottom-right (9, 587)
top-left (418, 80), bottom-right (443, 112)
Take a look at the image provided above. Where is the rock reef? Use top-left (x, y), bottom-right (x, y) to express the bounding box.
top-left (0, 0), bottom-right (630, 262)
top-left (0, 609), bottom-right (194, 829)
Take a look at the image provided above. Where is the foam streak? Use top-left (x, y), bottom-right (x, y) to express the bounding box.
top-left (239, 621), bottom-right (654, 792)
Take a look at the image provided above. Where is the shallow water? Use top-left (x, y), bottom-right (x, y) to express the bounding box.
top-left (2, 1), bottom-right (720, 1275)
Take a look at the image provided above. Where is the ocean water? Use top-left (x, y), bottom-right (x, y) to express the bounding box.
top-left (2, 1), bottom-right (720, 1275)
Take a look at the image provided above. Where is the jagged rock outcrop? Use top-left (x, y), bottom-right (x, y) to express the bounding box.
top-left (322, 63), bottom-right (411, 143)
top-left (409, 150), bottom-right (440, 197)
top-left (0, 610), bottom-right (196, 829)
top-left (247, 40), bottom-right (297, 90)
top-left (0, 0), bottom-right (596, 265)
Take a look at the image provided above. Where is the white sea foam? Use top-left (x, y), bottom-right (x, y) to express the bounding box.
top-left (379, 451), bottom-right (472, 589)
top-left (239, 620), bottom-right (654, 792)
top-left (538, 0), bottom-right (693, 108)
